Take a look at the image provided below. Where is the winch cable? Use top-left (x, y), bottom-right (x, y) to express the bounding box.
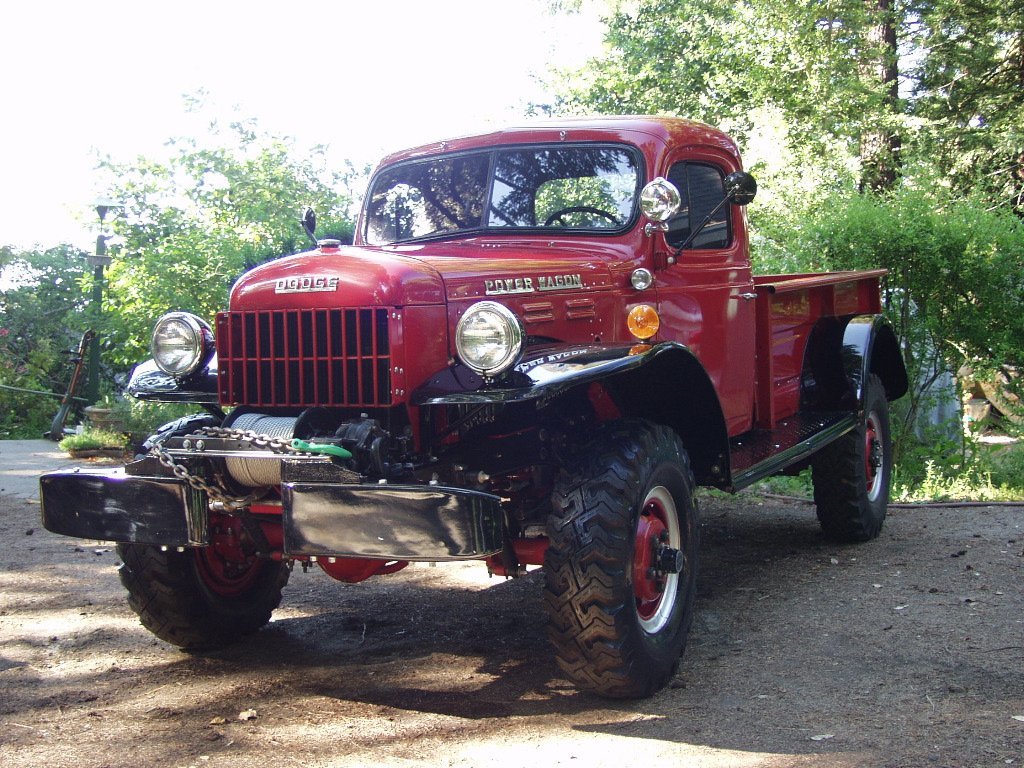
top-left (225, 412), bottom-right (299, 487)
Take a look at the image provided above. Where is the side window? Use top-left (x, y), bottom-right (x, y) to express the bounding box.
top-left (664, 162), bottom-right (731, 249)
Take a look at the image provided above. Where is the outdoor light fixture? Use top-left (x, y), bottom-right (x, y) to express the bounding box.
top-left (84, 198), bottom-right (124, 404)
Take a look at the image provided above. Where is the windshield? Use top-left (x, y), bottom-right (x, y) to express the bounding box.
top-left (364, 144), bottom-right (641, 245)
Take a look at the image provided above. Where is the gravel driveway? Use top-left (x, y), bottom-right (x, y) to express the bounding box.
top-left (1, 470), bottom-right (1022, 768)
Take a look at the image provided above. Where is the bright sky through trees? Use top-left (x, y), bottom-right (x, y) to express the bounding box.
top-left (0, 0), bottom-right (602, 251)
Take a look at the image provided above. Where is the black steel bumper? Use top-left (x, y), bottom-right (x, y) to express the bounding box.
top-left (39, 465), bottom-right (504, 561)
top-left (40, 468), bottom-right (207, 546)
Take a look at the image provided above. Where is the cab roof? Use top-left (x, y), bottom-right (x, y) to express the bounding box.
top-left (376, 116), bottom-right (742, 168)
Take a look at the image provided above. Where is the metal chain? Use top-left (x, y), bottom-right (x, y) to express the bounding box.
top-left (148, 426), bottom-right (315, 509)
top-left (194, 426), bottom-right (303, 454)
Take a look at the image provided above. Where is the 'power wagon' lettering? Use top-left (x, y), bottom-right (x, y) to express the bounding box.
top-left (485, 274), bottom-right (583, 295)
top-left (538, 274), bottom-right (584, 291)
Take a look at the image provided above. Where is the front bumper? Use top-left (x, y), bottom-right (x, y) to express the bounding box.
top-left (40, 461), bottom-right (504, 561)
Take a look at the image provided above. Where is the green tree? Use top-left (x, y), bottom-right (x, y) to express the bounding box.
top-left (97, 115), bottom-right (361, 369)
top-left (548, 0), bottom-right (907, 193)
top-left (910, 0), bottom-right (1024, 211)
top-left (0, 244), bottom-right (91, 437)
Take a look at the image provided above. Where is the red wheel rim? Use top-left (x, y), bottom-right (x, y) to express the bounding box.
top-left (634, 507), bottom-right (668, 616)
top-left (193, 547), bottom-right (262, 598)
top-left (632, 486), bottom-right (681, 633)
top-left (864, 412), bottom-right (884, 502)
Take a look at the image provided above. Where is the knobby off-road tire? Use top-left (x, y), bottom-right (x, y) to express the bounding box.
top-left (544, 418), bottom-right (699, 698)
top-left (117, 543), bottom-right (289, 650)
top-left (812, 374), bottom-right (893, 542)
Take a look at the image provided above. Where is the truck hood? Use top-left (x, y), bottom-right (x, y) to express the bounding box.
top-left (229, 244), bottom-right (446, 310)
top-left (229, 239), bottom-right (617, 310)
top-left (399, 238), bottom-right (617, 301)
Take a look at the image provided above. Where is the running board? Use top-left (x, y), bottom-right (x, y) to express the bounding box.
top-left (728, 412), bottom-right (858, 492)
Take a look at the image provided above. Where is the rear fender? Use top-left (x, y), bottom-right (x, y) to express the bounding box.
top-left (802, 315), bottom-right (908, 411)
top-left (842, 315), bottom-right (908, 405)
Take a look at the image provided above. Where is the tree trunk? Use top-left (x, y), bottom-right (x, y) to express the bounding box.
top-left (859, 0), bottom-right (901, 193)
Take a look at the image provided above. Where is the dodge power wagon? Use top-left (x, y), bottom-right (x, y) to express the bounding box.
top-left (41, 117), bottom-right (908, 698)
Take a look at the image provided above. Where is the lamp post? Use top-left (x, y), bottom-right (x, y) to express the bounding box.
top-left (84, 200), bottom-right (122, 406)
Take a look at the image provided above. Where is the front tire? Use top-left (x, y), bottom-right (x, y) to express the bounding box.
top-left (117, 542), bottom-right (289, 650)
top-left (812, 373), bottom-right (893, 542)
top-left (544, 419), bottom-right (699, 698)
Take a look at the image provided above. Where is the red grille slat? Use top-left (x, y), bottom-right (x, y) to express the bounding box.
top-left (370, 310), bottom-right (380, 403)
top-left (216, 308), bottom-right (392, 408)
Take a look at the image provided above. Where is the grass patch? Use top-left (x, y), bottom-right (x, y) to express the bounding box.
top-left (893, 440), bottom-right (1024, 503)
top-left (59, 429), bottom-right (128, 453)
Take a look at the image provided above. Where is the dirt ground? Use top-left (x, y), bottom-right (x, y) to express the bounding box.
top-left (1, 483), bottom-right (1022, 768)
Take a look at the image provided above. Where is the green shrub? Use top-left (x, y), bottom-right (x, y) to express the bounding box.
top-left (59, 429), bottom-right (128, 453)
top-left (114, 398), bottom-right (201, 449)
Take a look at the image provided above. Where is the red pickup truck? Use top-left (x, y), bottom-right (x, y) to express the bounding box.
top-left (41, 117), bottom-right (907, 698)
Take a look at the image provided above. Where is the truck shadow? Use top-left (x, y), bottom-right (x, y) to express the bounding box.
top-left (196, 497), bottom-right (843, 728)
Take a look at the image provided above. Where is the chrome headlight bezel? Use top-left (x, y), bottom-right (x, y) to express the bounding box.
top-left (150, 312), bottom-right (214, 378)
top-left (455, 301), bottom-right (525, 378)
top-left (639, 177), bottom-right (682, 223)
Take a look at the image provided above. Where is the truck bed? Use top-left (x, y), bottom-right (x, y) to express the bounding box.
top-left (752, 269), bottom-right (887, 427)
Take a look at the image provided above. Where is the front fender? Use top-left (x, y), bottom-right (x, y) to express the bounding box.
top-left (413, 342), bottom-right (731, 486)
top-left (126, 357), bottom-right (220, 404)
top-left (414, 342), bottom-right (671, 406)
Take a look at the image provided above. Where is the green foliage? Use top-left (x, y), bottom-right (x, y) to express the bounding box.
top-left (548, 0), bottom-right (900, 191)
top-left (1, 105), bottom-right (364, 438)
top-left (793, 185), bottom-right (1024, 377)
top-left (892, 436), bottom-right (1024, 503)
top-left (58, 429), bottom-right (128, 453)
top-left (787, 185), bottom-right (1024, 488)
top-left (97, 111), bottom-right (362, 369)
top-left (910, 0), bottom-right (1024, 210)
top-left (117, 399), bottom-right (198, 447)
top-left (548, 0), bottom-right (1023, 207)
top-left (0, 244), bottom-right (92, 437)
top-left (984, 442), bottom-right (1024, 490)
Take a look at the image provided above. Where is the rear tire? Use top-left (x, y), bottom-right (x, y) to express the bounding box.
top-left (117, 542), bottom-right (289, 650)
top-left (812, 374), bottom-right (892, 542)
top-left (544, 419), bottom-right (699, 698)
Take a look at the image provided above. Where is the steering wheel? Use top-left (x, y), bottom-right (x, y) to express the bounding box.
top-left (543, 206), bottom-right (620, 227)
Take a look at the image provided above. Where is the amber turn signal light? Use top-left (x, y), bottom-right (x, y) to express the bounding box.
top-left (627, 304), bottom-right (660, 340)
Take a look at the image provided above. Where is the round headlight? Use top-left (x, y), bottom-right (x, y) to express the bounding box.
top-left (455, 301), bottom-right (524, 377)
top-left (151, 312), bottom-right (212, 377)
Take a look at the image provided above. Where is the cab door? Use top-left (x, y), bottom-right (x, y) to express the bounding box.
top-left (654, 157), bottom-right (757, 436)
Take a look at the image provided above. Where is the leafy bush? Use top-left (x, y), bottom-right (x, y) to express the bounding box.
top-left (981, 442), bottom-right (1024, 492)
top-left (119, 399), bottom-right (200, 448)
top-left (774, 185), bottom-right (1024, 494)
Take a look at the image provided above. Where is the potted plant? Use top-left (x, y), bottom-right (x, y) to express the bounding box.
top-left (84, 393), bottom-right (127, 433)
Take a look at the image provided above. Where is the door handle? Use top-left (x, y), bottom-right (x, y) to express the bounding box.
top-left (736, 292), bottom-right (758, 301)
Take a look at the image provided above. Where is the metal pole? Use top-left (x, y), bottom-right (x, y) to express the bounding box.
top-left (84, 231), bottom-right (108, 405)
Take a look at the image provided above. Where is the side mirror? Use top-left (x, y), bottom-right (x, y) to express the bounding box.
top-left (725, 171), bottom-right (757, 205)
top-left (301, 206), bottom-right (318, 245)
